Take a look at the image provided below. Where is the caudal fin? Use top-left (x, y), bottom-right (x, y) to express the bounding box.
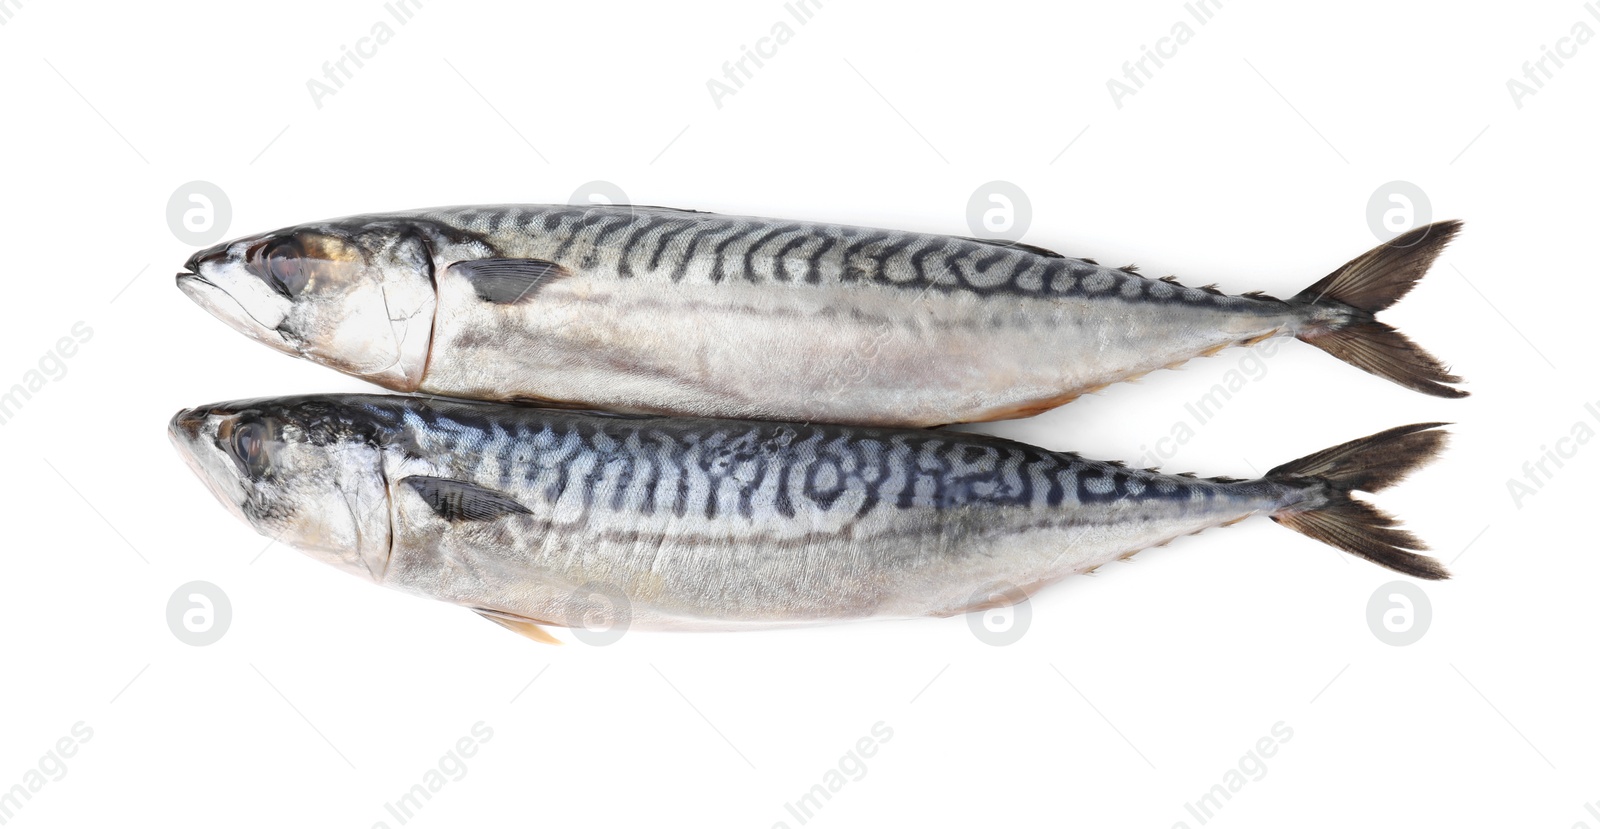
top-left (1267, 423), bottom-right (1451, 580)
top-left (1293, 221), bottom-right (1468, 398)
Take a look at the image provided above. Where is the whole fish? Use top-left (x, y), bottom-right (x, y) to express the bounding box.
top-left (176, 206), bottom-right (1466, 427)
top-left (168, 394), bottom-right (1449, 641)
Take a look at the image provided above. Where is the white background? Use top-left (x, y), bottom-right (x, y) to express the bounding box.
top-left (1, 1), bottom-right (1595, 826)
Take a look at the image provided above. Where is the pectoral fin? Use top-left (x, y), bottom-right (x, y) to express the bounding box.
top-left (403, 475), bottom-right (531, 522)
top-left (472, 608), bottom-right (562, 645)
top-left (449, 258), bottom-right (571, 304)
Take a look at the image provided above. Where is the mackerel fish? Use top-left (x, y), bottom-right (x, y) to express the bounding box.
top-left (168, 394), bottom-right (1450, 641)
top-left (176, 207), bottom-right (1466, 427)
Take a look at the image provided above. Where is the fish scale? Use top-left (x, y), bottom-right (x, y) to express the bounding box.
top-left (412, 205), bottom-right (1185, 299)
top-left (383, 396), bottom-right (1241, 538)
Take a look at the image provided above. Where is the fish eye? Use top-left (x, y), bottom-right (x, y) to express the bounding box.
top-left (265, 241), bottom-right (308, 297)
top-left (229, 420), bottom-right (272, 477)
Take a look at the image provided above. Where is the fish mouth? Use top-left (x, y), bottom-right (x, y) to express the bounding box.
top-left (168, 406), bottom-right (204, 441)
top-left (167, 407), bottom-right (254, 528)
top-left (185, 244), bottom-right (227, 275)
top-left (176, 271), bottom-right (291, 350)
top-left (175, 270), bottom-right (211, 292)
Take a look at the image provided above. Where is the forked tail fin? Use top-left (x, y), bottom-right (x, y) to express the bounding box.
top-left (1267, 423), bottom-right (1451, 580)
top-left (1293, 221), bottom-right (1468, 398)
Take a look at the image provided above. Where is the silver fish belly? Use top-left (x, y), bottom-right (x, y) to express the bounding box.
top-left (380, 405), bottom-right (1284, 630)
top-left (169, 396), bottom-right (1450, 638)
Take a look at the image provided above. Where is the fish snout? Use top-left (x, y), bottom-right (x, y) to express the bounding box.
top-left (178, 244), bottom-right (230, 290)
top-left (184, 243), bottom-right (230, 276)
top-left (168, 407), bottom-right (206, 442)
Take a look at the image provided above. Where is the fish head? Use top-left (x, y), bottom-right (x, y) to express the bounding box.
top-left (177, 221), bottom-right (437, 390)
top-left (168, 398), bottom-right (394, 582)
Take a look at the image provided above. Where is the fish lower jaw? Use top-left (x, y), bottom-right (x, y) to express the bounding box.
top-left (177, 273), bottom-right (293, 351)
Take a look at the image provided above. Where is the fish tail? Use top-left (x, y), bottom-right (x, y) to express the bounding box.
top-left (1266, 422), bottom-right (1451, 580)
top-left (1291, 220), bottom-right (1468, 398)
